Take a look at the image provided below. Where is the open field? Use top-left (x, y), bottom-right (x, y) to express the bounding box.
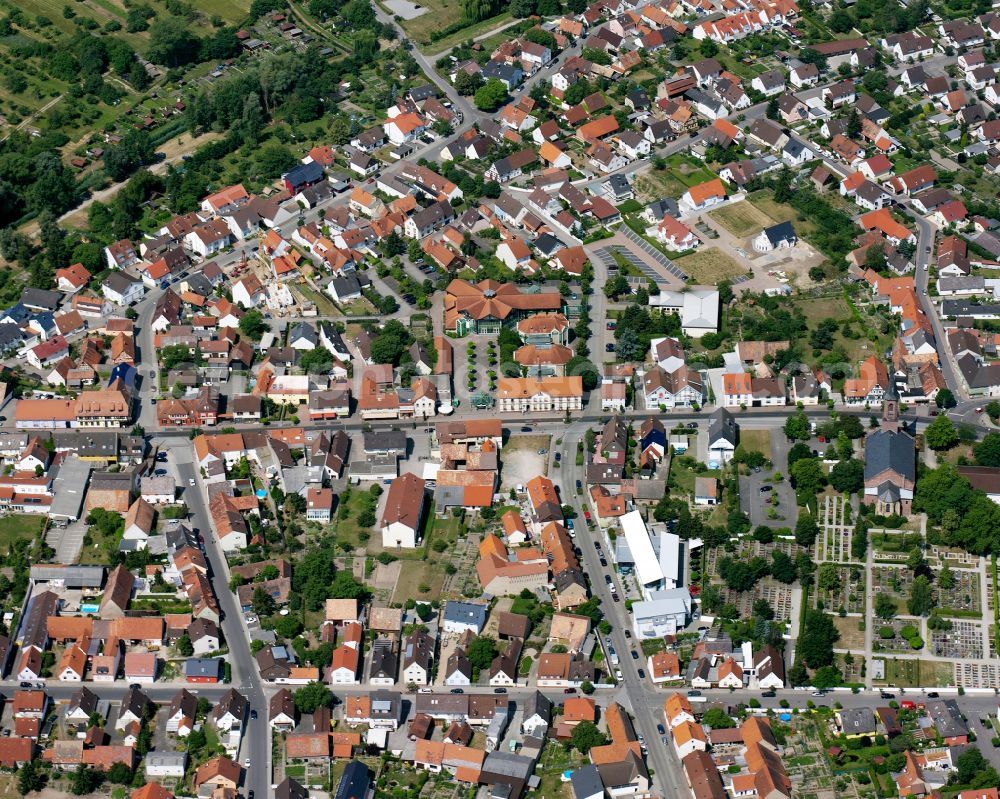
top-left (746, 190), bottom-right (820, 241)
top-left (633, 157), bottom-right (717, 202)
top-left (791, 294), bottom-right (894, 366)
top-left (0, 514), bottom-right (43, 547)
top-left (390, 559), bottom-right (444, 604)
top-left (738, 429), bottom-right (772, 460)
top-left (675, 247), bottom-right (748, 283)
top-left (875, 657), bottom-right (954, 687)
top-left (832, 615), bottom-right (866, 651)
top-left (296, 284), bottom-right (338, 316)
top-left (709, 202), bottom-right (775, 238)
top-left (380, 0), bottom-right (513, 49)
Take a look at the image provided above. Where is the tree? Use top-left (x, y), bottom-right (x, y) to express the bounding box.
top-left (702, 708), bottom-right (735, 729)
top-left (771, 551), bottom-right (796, 584)
top-left (974, 432), bottom-right (1000, 467)
top-left (787, 442), bottom-right (813, 470)
top-left (936, 388), bottom-right (956, 409)
top-left (829, 459), bottom-right (864, 494)
top-left (791, 458), bottom-right (824, 503)
top-left (953, 747), bottom-right (999, 788)
top-left (70, 766), bottom-right (103, 796)
top-left (797, 609), bottom-right (839, 669)
top-left (907, 574), bottom-right (934, 616)
top-left (938, 562), bottom-right (955, 590)
top-left (812, 665), bottom-right (842, 690)
top-left (274, 615), bottom-right (303, 639)
top-left (788, 660), bottom-right (809, 686)
top-left (718, 557), bottom-right (757, 592)
top-left (925, 414), bottom-right (959, 450)
top-left (906, 547), bottom-right (924, 572)
top-left (474, 79), bottom-right (507, 111)
top-left (252, 586), bottom-right (276, 617)
top-left (294, 681), bottom-right (333, 714)
top-left (353, 29), bottom-right (378, 61)
top-left (238, 309), bottom-right (268, 339)
top-left (454, 71), bottom-right (483, 96)
top-left (829, 8), bottom-right (854, 32)
top-left (258, 143), bottom-right (297, 179)
top-left (783, 411), bottom-right (811, 441)
top-left (566, 356), bottom-right (600, 391)
top-left (466, 636), bottom-right (498, 670)
top-left (817, 563), bottom-right (841, 593)
top-left (298, 348), bottom-right (333, 374)
top-left (106, 762), bottom-right (132, 785)
top-left (17, 761), bottom-right (45, 795)
top-left (146, 17), bottom-right (201, 67)
top-left (795, 513), bottom-right (820, 548)
top-left (699, 38), bottom-right (718, 57)
top-left (571, 720), bottom-right (608, 754)
top-left (176, 634), bottom-right (194, 657)
top-left (874, 591), bottom-right (897, 620)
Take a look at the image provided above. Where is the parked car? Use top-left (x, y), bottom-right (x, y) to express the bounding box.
top-left (450, 688), bottom-right (464, 694)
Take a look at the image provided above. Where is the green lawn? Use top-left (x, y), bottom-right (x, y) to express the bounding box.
top-left (737, 429), bottom-right (772, 460)
top-left (295, 284), bottom-right (338, 316)
top-left (670, 456), bottom-right (720, 497)
top-left (876, 658), bottom-right (953, 687)
top-left (0, 514), bottom-right (44, 548)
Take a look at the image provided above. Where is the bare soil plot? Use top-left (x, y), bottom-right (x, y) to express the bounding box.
top-left (708, 202), bottom-right (775, 238)
top-left (675, 247), bottom-right (748, 283)
top-left (832, 614), bottom-right (866, 651)
top-left (500, 434), bottom-right (551, 492)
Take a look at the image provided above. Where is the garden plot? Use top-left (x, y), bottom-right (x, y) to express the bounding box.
top-left (813, 564), bottom-right (866, 615)
top-left (815, 495), bottom-right (857, 564)
top-left (930, 619), bottom-right (984, 659)
top-left (720, 579), bottom-right (795, 622)
top-left (871, 565), bottom-right (913, 609)
top-left (933, 568), bottom-right (981, 616)
top-left (870, 528), bottom-right (924, 562)
top-left (872, 619), bottom-right (924, 655)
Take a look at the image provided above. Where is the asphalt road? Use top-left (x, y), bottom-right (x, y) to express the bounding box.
top-left (173, 452), bottom-right (269, 796)
top-left (557, 422), bottom-right (688, 796)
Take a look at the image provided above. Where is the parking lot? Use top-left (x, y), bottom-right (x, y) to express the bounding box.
top-left (738, 435), bottom-right (798, 530)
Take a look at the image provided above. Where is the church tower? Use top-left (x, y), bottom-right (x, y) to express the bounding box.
top-left (882, 379), bottom-right (900, 432)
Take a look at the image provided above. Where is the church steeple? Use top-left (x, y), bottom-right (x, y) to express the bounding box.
top-left (882, 379), bottom-right (900, 432)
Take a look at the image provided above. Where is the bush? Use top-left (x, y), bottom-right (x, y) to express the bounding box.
top-left (899, 625), bottom-right (918, 639)
top-left (908, 636), bottom-right (923, 649)
top-left (879, 626), bottom-right (895, 638)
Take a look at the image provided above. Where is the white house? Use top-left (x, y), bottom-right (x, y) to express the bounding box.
top-left (679, 179), bottom-right (727, 213)
top-left (101, 273), bottom-right (145, 306)
top-left (380, 473), bottom-right (426, 549)
top-left (145, 752), bottom-right (188, 779)
top-left (752, 221), bottom-right (797, 252)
